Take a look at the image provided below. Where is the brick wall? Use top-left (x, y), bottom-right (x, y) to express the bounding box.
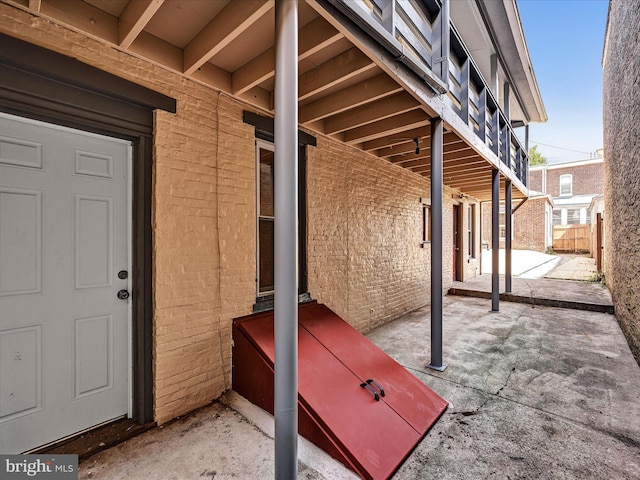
top-left (307, 139), bottom-right (480, 333)
top-left (0, 4), bottom-right (232, 423)
top-left (513, 198), bottom-right (548, 251)
top-left (545, 163), bottom-right (604, 197)
top-left (481, 198), bottom-right (549, 253)
top-left (0, 3), bottom-right (482, 425)
top-left (480, 202), bottom-right (504, 250)
top-left (528, 168), bottom-right (544, 192)
top-left (603, 0), bottom-right (640, 366)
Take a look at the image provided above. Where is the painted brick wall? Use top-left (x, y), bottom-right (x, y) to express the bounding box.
top-left (0, 3), bottom-right (482, 425)
top-left (0, 5), bottom-right (230, 423)
top-left (603, 0), bottom-right (640, 366)
top-left (307, 138), bottom-right (477, 333)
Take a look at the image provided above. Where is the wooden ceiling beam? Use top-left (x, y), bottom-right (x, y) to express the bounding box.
top-left (298, 48), bottom-right (376, 101)
top-left (40, 0), bottom-right (118, 43)
top-left (411, 161), bottom-right (487, 175)
top-left (119, 0), bottom-right (165, 49)
top-left (362, 125), bottom-right (431, 151)
top-left (376, 132), bottom-right (460, 158)
top-left (343, 110), bottom-right (430, 144)
top-left (412, 159), bottom-right (489, 174)
top-left (300, 74), bottom-right (401, 123)
top-left (390, 142), bottom-right (473, 164)
top-left (184, 0), bottom-right (274, 75)
top-left (446, 175), bottom-right (494, 186)
top-left (324, 92), bottom-right (420, 134)
top-left (233, 17), bottom-right (342, 95)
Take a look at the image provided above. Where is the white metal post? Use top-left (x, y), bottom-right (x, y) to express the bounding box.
top-left (274, 1), bottom-right (299, 479)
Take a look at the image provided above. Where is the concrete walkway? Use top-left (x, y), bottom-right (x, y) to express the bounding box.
top-left (369, 296), bottom-right (640, 479)
top-left (450, 275), bottom-right (613, 314)
top-left (79, 287), bottom-right (638, 479)
top-left (545, 254), bottom-right (598, 281)
top-left (462, 250), bottom-right (612, 313)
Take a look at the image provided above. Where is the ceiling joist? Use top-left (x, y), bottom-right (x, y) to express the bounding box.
top-left (119, 0), bottom-right (165, 49)
top-left (183, 0), bottom-right (274, 75)
top-left (233, 17), bottom-right (343, 95)
top-left (298, 47), bottom-right (376, 101)
top-left (11, 0), bottom-right (524, 203)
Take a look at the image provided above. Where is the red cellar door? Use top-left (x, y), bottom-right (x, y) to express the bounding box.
top-left (232, 302), bottom-right (448, 480)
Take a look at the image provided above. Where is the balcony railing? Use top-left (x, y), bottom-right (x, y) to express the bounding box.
top-left (328, 0), bottom-right (530, 188)
top-left (449, 27), bottom-right (528, 187)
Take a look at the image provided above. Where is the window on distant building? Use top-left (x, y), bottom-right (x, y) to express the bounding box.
top-left (468, 204), bottom-right (476, 257)
top-left (567, 208), bottom-right (581, 225)
top-left (499, 208), bottom-right (506, 239)
top-left (552, 209), bottom-right (562, 225)
top-left (559, 174), bottom-right (572, 196)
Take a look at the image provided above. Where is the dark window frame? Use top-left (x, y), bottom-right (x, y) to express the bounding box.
top-left (468, 204), bottom-right (476, 258)
top-left (244, 111), bottom-right (315, 312)
top-left (420, 197), bottom-right (431, 246)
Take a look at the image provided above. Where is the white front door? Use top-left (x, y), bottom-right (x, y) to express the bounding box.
top-left (0, 113), bottom-right (131, 453)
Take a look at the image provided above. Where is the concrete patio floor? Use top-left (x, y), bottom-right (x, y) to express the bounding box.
top-left (79, 292), bottom-right (640, 479)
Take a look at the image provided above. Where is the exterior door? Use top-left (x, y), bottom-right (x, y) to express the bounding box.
top-left (0, 113), bottom-right (131, 453)
top-left (453, 205), bottom-right (459, 281)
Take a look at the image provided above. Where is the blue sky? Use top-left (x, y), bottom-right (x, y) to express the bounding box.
top-left (518, 0), bottom-right (609, 163)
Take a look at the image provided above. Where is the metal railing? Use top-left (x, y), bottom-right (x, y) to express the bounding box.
top-left (328, 0), bottom-right (530, 187)
top-left (449, 28), bottom-right (528, 187)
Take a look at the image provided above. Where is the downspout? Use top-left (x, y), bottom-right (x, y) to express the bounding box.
top-left (274, 1), bottom-right (299, 478)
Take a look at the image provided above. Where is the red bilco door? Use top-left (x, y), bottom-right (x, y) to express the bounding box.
top-left (232, 302), bottom-right (448, 480)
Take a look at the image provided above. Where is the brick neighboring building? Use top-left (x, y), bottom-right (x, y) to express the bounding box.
top-left (603, 0), bottom-right (640, 365)
top-left (534, 158), bottom-right (604, 229)
top-left (512, 193), bottom-right (554, 251)
top-left (482, 157), bottom-right (604, 254)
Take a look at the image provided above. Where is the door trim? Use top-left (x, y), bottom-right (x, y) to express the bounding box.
top-left (453, 204), bottom-right (463, 282)
top-left (0, 36), bottom-right (175, 425)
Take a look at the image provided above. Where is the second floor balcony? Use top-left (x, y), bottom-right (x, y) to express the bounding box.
top-left (330, 0), bottom-right (546, 194)
top-left (1, 0), bottom-right (546, 201)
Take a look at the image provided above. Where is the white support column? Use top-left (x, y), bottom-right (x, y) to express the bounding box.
top-left (274, 1), bottom-right (299, 479)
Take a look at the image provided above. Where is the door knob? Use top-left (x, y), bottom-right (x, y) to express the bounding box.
top-left (117, 289), bottom-right (130, 300)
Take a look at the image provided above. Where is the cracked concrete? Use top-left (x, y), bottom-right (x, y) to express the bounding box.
top-left (368, 296), bottom-right (640, 479)
top-left (78, 290), bottom-right (639, 479)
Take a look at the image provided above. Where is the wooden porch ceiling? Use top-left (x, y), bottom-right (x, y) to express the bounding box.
top-left (12, 0), bottom-right (523, 202)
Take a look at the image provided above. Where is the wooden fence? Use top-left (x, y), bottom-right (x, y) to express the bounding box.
top-left (553, 225), bottom-right (590, 253)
